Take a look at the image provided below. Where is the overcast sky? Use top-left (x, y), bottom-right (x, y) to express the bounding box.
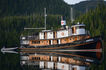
top-left (64, 0), bottom-right (106, 5)
top-left (64, 0), bottom-right (86, 4)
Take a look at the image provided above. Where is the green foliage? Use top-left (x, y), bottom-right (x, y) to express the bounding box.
top-left (73, 0), bottom-right (106, 18)
top-left (76, 4), bottom-right (106, 39)
top-left (0, 0), bottom-right (106, 18)
top-left (0, 0), bottom-right (70, 17)
top-left (75, 4), bottom-right (106, 70)
top-left (0, 15), bottom-right (62, 47)
top-left (0, 1), bottom-right (105, 70)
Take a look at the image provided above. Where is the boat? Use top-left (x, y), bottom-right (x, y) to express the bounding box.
top-left (19, 9), bottom-right (103, 61)
top-left (20, 17), bottom-right (102, 56)
top-left (21, 22), bottom-right (102, 57)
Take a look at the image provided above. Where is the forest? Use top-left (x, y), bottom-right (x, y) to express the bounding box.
top-left (0, 0), bottom-right (105, 70)
top-left (0, 0), bottom-right (106, 47)
top-left (75, 4), bottom-right (105, 70)
top-left (0, 0), bottom-right (69, 17)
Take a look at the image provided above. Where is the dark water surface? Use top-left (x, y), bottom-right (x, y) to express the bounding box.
top-left (0, 49), bottom-right (103, 70)
top-left (0, 52), bottom-right (42, 70)
top-left (0, 52), bottom-right (21, 70)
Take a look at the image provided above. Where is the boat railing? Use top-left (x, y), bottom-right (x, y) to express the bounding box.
top-left (21, 35), bottom-right (39, 40)
top-left (27, 36), bottom-right (39, 40)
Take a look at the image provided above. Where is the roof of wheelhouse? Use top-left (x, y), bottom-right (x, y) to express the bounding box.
top-left (71, 22), bottom-right (85, 27)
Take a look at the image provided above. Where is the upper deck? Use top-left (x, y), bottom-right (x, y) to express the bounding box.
top-left (20, 22), bottom-right (90, 46)
top-left (21, 22), bottom-right (88, 40)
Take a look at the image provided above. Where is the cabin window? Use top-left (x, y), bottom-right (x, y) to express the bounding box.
top-left (49, 40), bottom-right (51, 45)
top-left (32, 41), bottom-right (36, 44)
top-left (72, 27), bottom-right (74, 33)
top-left (73, 37), bottom-right (75, 40)
top-left (32, 57), bottom-right (35, 60)
top-left (50, 32), bottom-right (52, 34)
top-left (47, 41), bottom-right (48, 43)
top-left (76, 26), bottom-right (79, 29)
top-left (53, 32), bottom-right (55, 38)
top-left (79, 26), bottom-right (85, 28)
top-left (77, 36), bottom-right (79, 40)
top-left (41, 41), bottom-right (43, 43)
top-left (76, 26), bottom-right (85, 29)
top-left (44, 32), bottom-right (45, 39)
top-left (57, 40), bottom-right (58, 44)
top-left (72, 67), bottom-right (77, 70)
top-left (32, 57), bottom-right (40, 60)
top-left (32, 41), bottom-right (40, 44)
top-left (38, 57), bottom-right (40, 60)
top-left (64, 39), bottom-right (66, 41)
top-left (41, 33), bottom-right (43, 35)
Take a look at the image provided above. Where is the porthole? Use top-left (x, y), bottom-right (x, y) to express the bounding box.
top-left (73, 37), bottom-right (75, 40)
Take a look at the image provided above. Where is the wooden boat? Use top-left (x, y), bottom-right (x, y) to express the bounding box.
top-left (20, 15), bottom-right (103, 61)
top-left (20, 21), bottom-right (102, 50)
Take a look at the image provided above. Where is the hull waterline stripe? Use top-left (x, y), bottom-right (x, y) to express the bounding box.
top-left (51, 49), bottom-right (102, 52)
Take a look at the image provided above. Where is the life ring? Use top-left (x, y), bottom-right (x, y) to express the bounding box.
top-left (61, 32), bottom-right (64, 36)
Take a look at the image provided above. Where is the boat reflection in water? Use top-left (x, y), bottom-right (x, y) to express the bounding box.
top-left (20, 50), bottom-right (103, 70)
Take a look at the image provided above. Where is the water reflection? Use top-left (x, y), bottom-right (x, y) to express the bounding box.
top-left (19, 50), bottom-right (102, 70)
top-left (0, 48), bottom-right (103, 70)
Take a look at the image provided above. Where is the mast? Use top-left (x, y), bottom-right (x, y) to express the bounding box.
top-left (70, 7), bottom-right (74, 23)
top-left (44, 8), bottom-right (47, 30)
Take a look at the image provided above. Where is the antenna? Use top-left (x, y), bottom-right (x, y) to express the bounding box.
top-left (86, 5), bottom-right (88, 13)
top-left (24, 8), bottom-right (47, 30)
top-left (70, 7), bottom-right (74, 23)
top-left (44, 8), bottom-right (47, 30)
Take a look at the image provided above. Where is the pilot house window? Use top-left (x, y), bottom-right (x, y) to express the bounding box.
top-left (72, 27), bottom-right (74, 33)
top-left (72, 67), bottom-right (77, 70)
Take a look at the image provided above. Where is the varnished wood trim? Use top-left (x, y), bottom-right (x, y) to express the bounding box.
top-left (21, 41), bottom-right (94, 50)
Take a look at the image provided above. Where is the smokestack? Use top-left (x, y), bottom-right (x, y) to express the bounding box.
top-left (61, 16), bottom-right (66, 29)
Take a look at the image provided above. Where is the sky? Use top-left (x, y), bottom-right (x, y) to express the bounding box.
top-left (64, 0), bottom-right (106, 5)
top-left (64, 0), bottom-right (86, 5)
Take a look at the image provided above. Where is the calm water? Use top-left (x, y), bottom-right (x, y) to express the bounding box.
top-left (0, 52), bottom-right (20, 70)
top-left (0, 49), bottom-right (103, 70)
top-left (0, 51), bottom-right (42, 70)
